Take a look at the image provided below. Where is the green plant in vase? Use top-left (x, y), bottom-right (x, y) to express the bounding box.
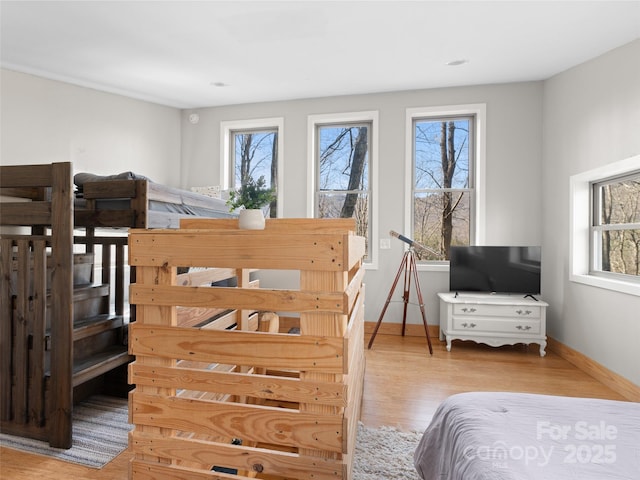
top-left (226, 175), bottom-right (276, 211)
top-left (226, 175), bottom-right (275, 229)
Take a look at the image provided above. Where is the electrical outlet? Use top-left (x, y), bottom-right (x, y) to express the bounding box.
top-left (380, 238), bottom-right (391, 249)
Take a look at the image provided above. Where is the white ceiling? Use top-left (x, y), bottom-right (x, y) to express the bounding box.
top-left (1, 1), bottom-right (639, 109)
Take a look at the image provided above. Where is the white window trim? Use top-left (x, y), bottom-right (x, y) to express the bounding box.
top-left (404, 104), bottom-right (487, 271)
top-left (307, 111), bottom-right (379, 269)
top-left (569, 153), bottom-right (640, 297)
top-left (220, 117), bottom-right (284, 218)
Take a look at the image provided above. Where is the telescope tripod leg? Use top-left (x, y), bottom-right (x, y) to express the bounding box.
top-left (401, 252), bottom-right (412, 336)
top-left (367, 251), bottom-right (410, 349)
top-left (409, 252), bottom-right (433, 355)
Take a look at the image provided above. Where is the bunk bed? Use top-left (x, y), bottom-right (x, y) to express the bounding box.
top-left (72, 170), bottom-right (233, 229)
top-left (0, 162), bottom-right (234, 449)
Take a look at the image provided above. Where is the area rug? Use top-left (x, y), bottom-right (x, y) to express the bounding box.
top-left (0, 395), bottom-right (131, 468)
top-left (353, 423), bottom-right (422, 480)
top-left (1, 399), bottom-right (424, 477)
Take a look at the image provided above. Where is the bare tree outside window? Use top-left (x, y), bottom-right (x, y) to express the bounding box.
top-left (413, 117), bottom-right (473, 260)
top-left (316, 124), bottom-right (370, 258)
top-left (232, 129), bottom-right (278, 217)
top-left (593, 173), bottom-right (640, 278)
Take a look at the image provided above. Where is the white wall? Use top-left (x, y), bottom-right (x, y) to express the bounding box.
top-left (1, 69), bottom-right (181, 185)
top-left (5, 44), bottom-right (636, 386)
top-left (181, 82), bottom-right (544, 330)
top-left (542, 39), bottom-right (640, 385)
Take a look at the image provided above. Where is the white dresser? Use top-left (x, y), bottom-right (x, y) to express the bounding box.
top-left (438, 292), bottom-right (548, 356)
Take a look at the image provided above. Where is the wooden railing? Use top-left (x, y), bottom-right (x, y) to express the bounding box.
top-left (0, 162), bottom-right (74, 448)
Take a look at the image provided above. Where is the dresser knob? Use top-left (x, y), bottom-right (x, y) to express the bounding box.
top-left (516, 325), bottom-right (532, 331)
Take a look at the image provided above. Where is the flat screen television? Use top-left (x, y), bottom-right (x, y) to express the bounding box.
top-left (449, 246), bottom-right (541, 296)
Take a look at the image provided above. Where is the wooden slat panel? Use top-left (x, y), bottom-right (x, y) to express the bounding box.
top-left (347, 235), bottom-right (366, 270)
top-left (0, 186), bottom-right (42, 199)
top-left (0, 239), bottom-right (13, 420)
top-left (180, 217), bottom-right (356, 233)
top-left (115, 243), bottom-right (125, 316)
top-left (131, 460), bottom-right (251, 480)
top-left (345, 266), bottom-right (365, 315)
top-left (28, 240), bottom-right (47, 426)
top-left (130, 392), bottom-right (344, 453)
top-left (130, 431), bottom-right (344, 480)
top-left (100, 242), bottom-right (112, 314)
top-left (81, 179), bottom-right (138, 199)
top-left (177, 267), bottom-right (237, 286)
top-left (129, 324), bottom-right (345, 373)
top-left (130, 284), bottom-right (346, 314)
top-left (176, 306), bottom-right (229, 328)
top-left (74, 209), bottom-right (135, 228)
top-left (129, 230), bottom-right (348, 271)
top-left (0, 202), bottom-right (51, 225)
top-left (13, 240), bottom-right (30, 424)
top-left (179, 218), bottom-right (238, 230)
top-left (0, 164), bottom-right (53, 188)
top-left (129, 363), bottom-right (347, 407)
top-left (199, 310), bottom-right (238, 330)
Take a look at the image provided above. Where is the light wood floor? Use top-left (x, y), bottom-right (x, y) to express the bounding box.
top-left (0, 335), bottom-right (627, 479)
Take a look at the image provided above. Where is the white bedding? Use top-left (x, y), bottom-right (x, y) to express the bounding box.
top-left (414, 392), bottom-right (640, 480)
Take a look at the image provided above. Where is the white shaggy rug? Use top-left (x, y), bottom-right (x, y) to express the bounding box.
top-left (2, 401), bottom-right (424, 477)
top-left (353, 422), bottom-right (423, 480)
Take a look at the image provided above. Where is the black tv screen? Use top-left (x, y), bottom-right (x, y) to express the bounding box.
top-left (449, 246), bottom-right (541, 295)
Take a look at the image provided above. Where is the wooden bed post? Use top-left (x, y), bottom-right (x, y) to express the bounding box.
top-left (47, 162), bottom-right (74, 449)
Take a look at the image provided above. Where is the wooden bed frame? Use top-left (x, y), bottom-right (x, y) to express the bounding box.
top-left (74, 173), bottom-right (233, 229)
top-left (0, 162), bottom-right (235, 448)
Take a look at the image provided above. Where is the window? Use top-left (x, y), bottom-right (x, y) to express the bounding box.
top-left (308, 112), bottom-right (378, 266)
top-left (405, 105), bottom-right (486, 265)
top-left (221, 118), bottom-right (284, 218)
top-left (570, 153), bottom-right (640, 296)
top-left (590, 171), bottom-right (640, 281)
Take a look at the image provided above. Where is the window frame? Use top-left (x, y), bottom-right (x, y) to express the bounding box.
top-left (570, 153), bottom-right (640, 296)
top-left (404, 104), bottom-right (487, 271)
top-left (220, 117), bottom-right (284, 218)
top-left (591, 171), bottom-right (640, 283)
top-left (307, 111), bottom-right (379, 268)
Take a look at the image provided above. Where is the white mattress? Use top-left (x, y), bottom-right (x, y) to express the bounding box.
top-left (414, 392), bottom-right (640, 480)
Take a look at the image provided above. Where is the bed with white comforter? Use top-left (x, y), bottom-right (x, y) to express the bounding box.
top-left (414, 392), bottom-right (640, 480)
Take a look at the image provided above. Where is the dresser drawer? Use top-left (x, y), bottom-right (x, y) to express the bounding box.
top-left (452, 303), bottom-right (541, 319)
top-left (451, 316), bottom-right (541, 335)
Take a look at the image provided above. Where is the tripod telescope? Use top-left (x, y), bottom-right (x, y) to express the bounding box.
top-left (367, 231), bottom-right (437, 355)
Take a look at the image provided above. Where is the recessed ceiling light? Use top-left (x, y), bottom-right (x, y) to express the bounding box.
top-left (210, 81), bottom-right (227, 87)
top-left (446, 59), bottom-right (469, 66)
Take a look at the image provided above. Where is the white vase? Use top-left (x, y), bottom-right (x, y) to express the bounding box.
top-left (238, 209), bottom-right (265, 230)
